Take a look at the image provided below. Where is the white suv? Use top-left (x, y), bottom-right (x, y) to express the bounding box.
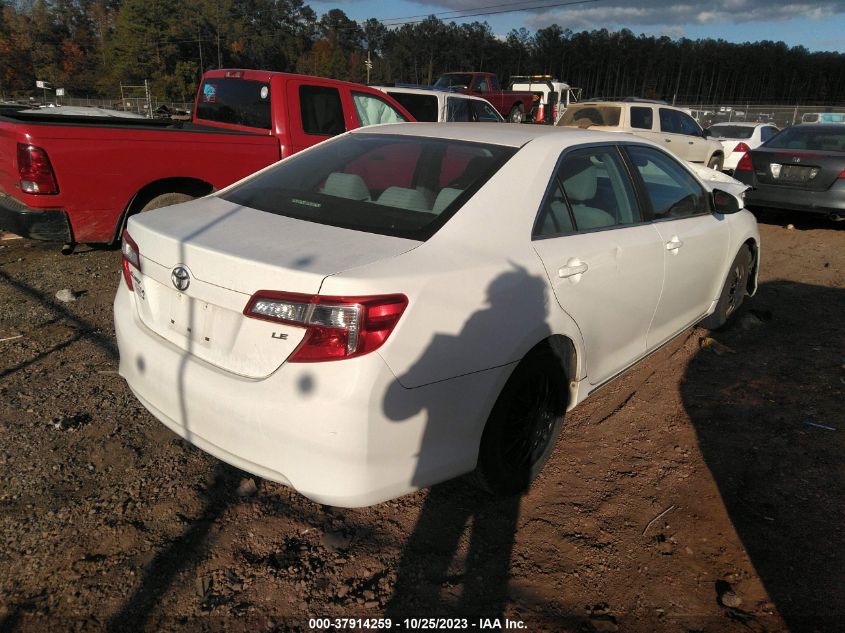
top-left (558, 101), bottom-right (725, 170)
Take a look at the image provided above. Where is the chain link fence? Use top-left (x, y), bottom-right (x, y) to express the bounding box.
top-left (680, 104), bottom-right (845, 129)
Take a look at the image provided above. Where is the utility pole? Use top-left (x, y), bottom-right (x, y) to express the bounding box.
top-left (365, 49), bottom-right (373, 85)
top-left (197, 23), bottom-right (204, 75)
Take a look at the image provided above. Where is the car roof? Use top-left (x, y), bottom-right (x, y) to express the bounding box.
top-left (349, 122), bottom-right (634, 147)
top-left (709, 122), bottom-right (765, 127)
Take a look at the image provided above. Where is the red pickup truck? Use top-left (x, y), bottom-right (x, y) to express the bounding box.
top-left (0, 69), bottom-right (412, 249)
top-left (432, 72), bottom-right (537, 123)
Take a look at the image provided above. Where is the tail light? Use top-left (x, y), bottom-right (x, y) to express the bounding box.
top-left (733, 142), bottom-right (750, 153)
top-left (735, 152), bottom-right (753, 172)
top-left (839, 169), bottom-right (845, 179)
top-left (244, 291), bottom-right (408, 362)
top-left (121, 230), bottom-right (141, 291)
top-left (17, 143), bottom-right (58, 194)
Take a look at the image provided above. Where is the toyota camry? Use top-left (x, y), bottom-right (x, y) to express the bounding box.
top-left (114, 123), bottom-right (759, 507)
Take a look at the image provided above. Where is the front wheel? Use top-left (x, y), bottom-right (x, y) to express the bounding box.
top-left (707, 154), bottom-right (724, 171)
top-left (701, 245), bottom-right (752, 330)
top-left (508, 104), bottom-right (525, 124)
top-left (476, 349), bottom-right (567, 496)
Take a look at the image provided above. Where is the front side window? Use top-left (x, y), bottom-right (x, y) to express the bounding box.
top-left (625, 145), bottom-right (709, 220)
top-left (630, 106), bottom-right (653, 130)
top-left (446, 97), bottom-right (471, 122)
top-left (534, 146), bottom-right (640, 236)
top-left (678, 113), bottom-right (702, 136)
top-left (352, 92), bottom-right (408, 127)
top-left (196, 78), bottom-right (271, 129)
top-left (222, 134), bottom-right (516, 241)
top-left (300, 85), bottom-right (345, 136)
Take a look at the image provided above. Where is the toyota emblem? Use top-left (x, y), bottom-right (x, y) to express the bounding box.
top-left (171, 265), bottom-right (191, 291)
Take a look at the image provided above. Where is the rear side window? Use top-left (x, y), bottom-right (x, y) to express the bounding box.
top-left (559, 105), bottom-right (621, 128)
top-left (630, 107), bottom-right (653, 130)
top-left (196, 78), bottom-right (271, 129)
top-left (534, 146), bottom-right (640, 236)
top-left (387, 92), bottom-right (438, 122)
top-left (446, 97), bottom-right (471, 122)
top-left (221, 133), bottom-right (516, 241)
top-left (352, 92), bottom-right (408, 126)
top-left (300, 85), bottom-right (345, 136)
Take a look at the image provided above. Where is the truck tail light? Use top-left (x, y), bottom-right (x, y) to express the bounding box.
top-left (244, 291), bottom-right (408, 362)
top-left (733, 142), bottom-right (750, 153)
top-left (17, 143), bottom-right (58, 194)
top-left (121, 230), bottom-right (141, 291)
top-left (735, 152), bottom-right (753, 172)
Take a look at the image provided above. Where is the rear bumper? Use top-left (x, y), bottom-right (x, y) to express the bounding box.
top-left (0, 192), bottom-right (71, 242)
top-left (736, 175), bottom-right (845, 215)
top-left (114, 283), bottom-right (507, 507)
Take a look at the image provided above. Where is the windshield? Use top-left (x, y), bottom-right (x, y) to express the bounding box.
top-left (222, 133), bottom-right (516, 241)
top-left (558, 105), bottom-right (621, 128)
top-left (195, 78), bottom-right (271, 129)
top-left (434, 74), bottom-right (473, 90)
top-left (707, 125), bottom-right (754, 139)
top-left (764, 125), bottom-right (845, 151)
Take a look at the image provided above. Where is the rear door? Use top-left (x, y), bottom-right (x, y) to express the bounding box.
top-left (623, 145), bottom-right (730, 348)
top-left (532, 145), bottom-right (664, 385)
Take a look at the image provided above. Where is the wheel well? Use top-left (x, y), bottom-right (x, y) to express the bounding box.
top-left (744, 238), bottom-right (759, 295)
top-left (523, 335), bottom-right (577, 409)
top-left (110, 177), bottom-right (214, 244)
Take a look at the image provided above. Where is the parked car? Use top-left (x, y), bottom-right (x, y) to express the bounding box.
top-left (733, 123), bottom-right (845, 220)
top-left (801, 112), bottom-right (845, 124)
top-left (0, 69), bottom-right (412, 249)
top-left (115, 123), bottom-right (759, 507)
top-left (433, 72), bottom-right (537, 122)
top-left (508, 75), bottom-right (582, 124)
top-left (704, 122), bottom-right (780, 172)
top-left (557, 101), bottom-right (726, 169)
top-left (374, 86), bottom-right (504, 123)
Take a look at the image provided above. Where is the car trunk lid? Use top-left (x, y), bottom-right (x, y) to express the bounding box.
top-left (750, 148), bottom-right (845, 191)
top-left (125, 196), bottom-right (419, 378)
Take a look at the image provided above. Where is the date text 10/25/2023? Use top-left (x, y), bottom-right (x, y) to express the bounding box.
top-left (308, 618), bottom-right (527, 630)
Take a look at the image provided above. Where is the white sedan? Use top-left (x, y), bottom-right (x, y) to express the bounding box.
top-left (705, 122), bottom-right (780, 172)
top-left (114, 124), bottom-right (759, 507)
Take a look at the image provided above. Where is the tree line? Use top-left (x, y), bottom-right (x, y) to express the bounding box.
top-left (2, 0), bottom-right (844, 105)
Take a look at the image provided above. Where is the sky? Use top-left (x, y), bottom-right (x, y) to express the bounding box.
top-left (309, 0), bottom-right (845, 52)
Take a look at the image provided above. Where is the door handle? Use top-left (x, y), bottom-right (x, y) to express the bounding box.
top-left (559, 262), bottom-right (589, 278)
top-left (665, 237), bottom-right (684, 251)
top-left (688, 141), bottom-right (694, 145)
top-left (664, 138), bottom-right (672, 142)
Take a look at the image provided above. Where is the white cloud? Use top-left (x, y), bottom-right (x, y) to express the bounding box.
top-left (410, 0), bottom-right (845, 30)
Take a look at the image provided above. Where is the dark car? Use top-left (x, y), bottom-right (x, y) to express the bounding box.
top-left (733, 124), bottom-right (845, 220)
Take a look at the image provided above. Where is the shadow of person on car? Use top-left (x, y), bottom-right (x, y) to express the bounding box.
top-left (680, 280), bottom-right (845, 632)
top-left (382, 266), bottom-right (566, 622)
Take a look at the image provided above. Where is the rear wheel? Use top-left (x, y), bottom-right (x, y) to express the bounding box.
top-left (476, 349), bottom-right (567, 496)
top-left (508, 104), bottom-right (525, 124)
top-left (707, 154), bottom-right (724, 171)
top-left (139, 192), bottom-right (194, 212)
top-left (701, 245), bottom-right (752, 330)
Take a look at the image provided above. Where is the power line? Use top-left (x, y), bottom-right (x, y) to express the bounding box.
top-left (381, 0), bottom-right (600, 25)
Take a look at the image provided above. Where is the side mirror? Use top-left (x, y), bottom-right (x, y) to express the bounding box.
top-left (701, 129), bottom-right (710, 138)
top-left (712, 188), bottom-right (741, 214)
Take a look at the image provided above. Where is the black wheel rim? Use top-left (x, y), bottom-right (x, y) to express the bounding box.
top-left (500, 370), bottom-right (558, 471)
top-left (726, 262), bottom-right (746, 316)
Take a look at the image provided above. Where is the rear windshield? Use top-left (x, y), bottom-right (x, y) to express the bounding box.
top-left (764, 126), bottom-right (845, 151)
top-left (196, 78), bottom-right (271, 129)
top-left (707, 125), bottom-right (754, 139)
top-left (221, 133), bottom-right (516, 241)
top-left (558, 105), bottom-right (621, 128)
top-left (434, 74), bottom-right (473, 90)
top-left (386, 91), bottom-right (439, 122)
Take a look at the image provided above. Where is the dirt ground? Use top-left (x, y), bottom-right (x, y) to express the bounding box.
top-left (0, 210), bottom-right (843, 633)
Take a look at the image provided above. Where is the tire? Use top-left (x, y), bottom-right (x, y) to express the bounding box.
top-left (139, 192), bottom-right (194, 212)
top-left (476, 349), bottom-right (567, 496)
top-left (707, 154), bottom-right (724, 171)
top-left (700, 245), bottom-right (752, 330)
top-left (508, 104), bottom-right (525, 124)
